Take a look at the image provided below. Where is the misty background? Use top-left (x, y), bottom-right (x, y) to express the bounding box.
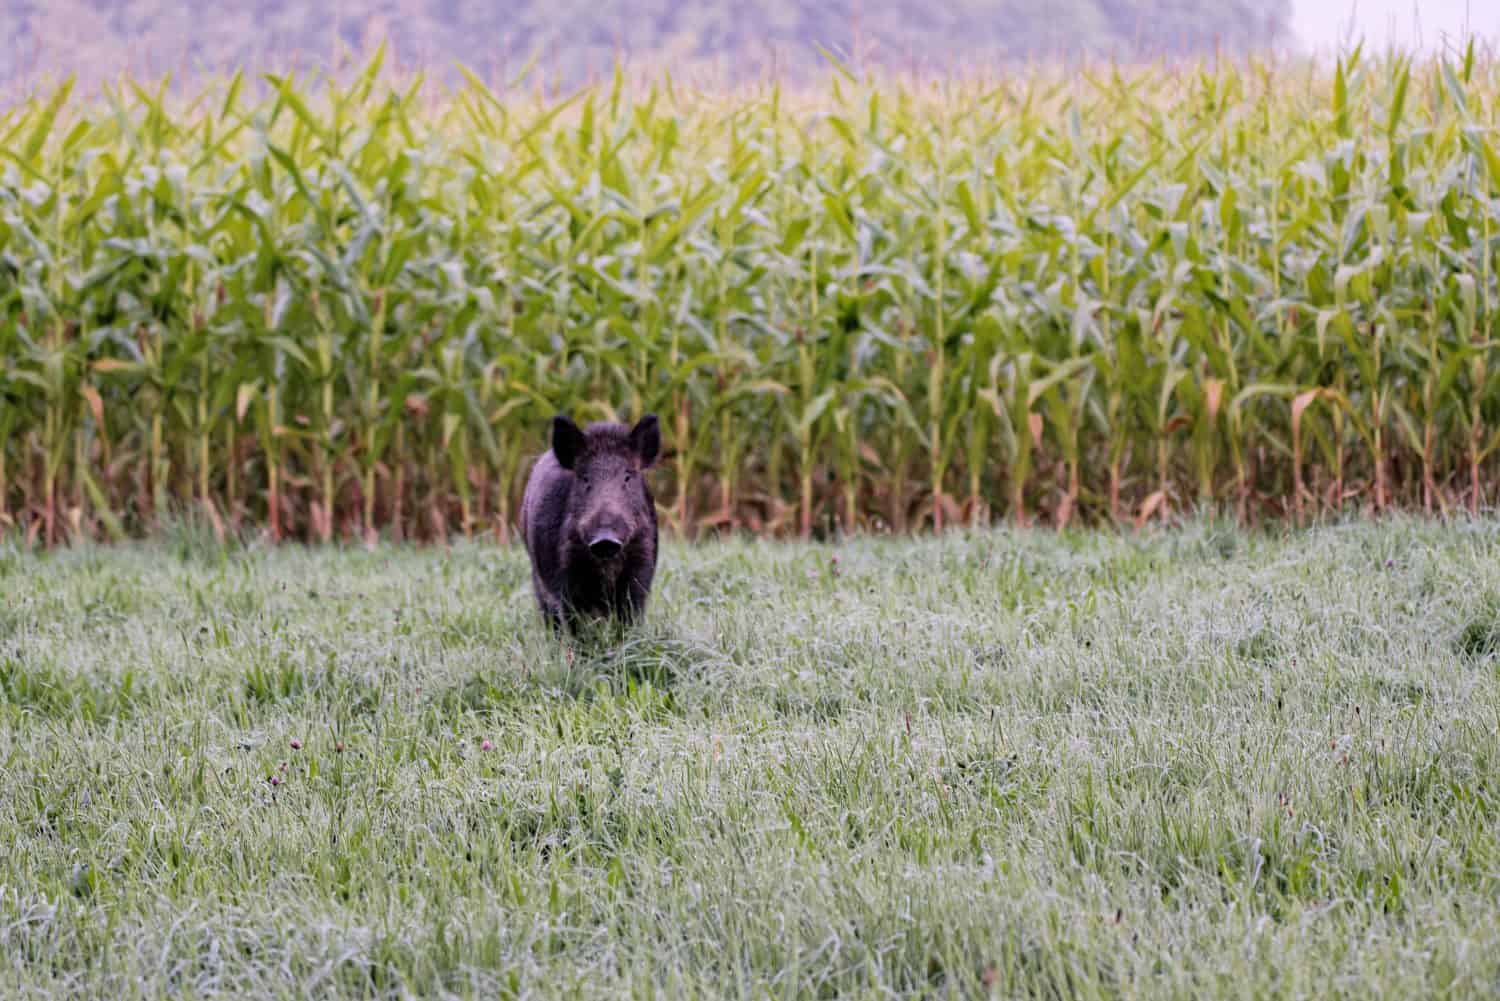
top-left (0, 1), bottom-right (1496, 91)
top-left (1295, 1), bottom-right (1498, 55)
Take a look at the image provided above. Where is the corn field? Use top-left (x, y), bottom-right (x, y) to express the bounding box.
top-left (3, 47), bottom-right (1500, 545)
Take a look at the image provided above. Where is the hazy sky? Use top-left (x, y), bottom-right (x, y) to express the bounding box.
top-left (1293, 0), bottom-right (1500, 53)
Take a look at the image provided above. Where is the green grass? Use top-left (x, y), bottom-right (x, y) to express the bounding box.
top-left (2, 519), bottom-right (1499, 998)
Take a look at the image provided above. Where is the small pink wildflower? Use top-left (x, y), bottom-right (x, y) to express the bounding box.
top-left (269, 775), bottom-right (282, 787)
top-left (290, 739), bottom-right (302, 750)
top-left (481, 740), bottom-right (494, 751)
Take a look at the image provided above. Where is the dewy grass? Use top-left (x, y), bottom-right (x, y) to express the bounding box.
top-left (1, 517), bottom-right (1498, 999)
top-left (3, 49), bottom-right (1500, 544)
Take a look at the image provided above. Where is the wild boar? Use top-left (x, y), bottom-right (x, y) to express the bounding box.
top-left (520, 413), bottom-right (661, 631)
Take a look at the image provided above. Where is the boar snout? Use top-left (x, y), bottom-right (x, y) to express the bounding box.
top-left (578, 502), bottom-right (635, 561)
top-left (587, 532), bottom-right (624, 560)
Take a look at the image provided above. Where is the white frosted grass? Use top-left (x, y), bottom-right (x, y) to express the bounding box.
top-left (0, 517), bottom-right (1497, 998)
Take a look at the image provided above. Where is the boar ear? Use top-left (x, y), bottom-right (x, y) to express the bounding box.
top-left (629, 414), bottom-right (661, 468)
top-left (552, 415), bottom-right (586, 470)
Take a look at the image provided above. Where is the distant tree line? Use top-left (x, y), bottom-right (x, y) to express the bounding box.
top-left (1, 0), bottom-right (1290, 89)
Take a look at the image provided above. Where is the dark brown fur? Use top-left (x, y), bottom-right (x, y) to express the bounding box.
top-left (520, 414), bottom-right (661, 632)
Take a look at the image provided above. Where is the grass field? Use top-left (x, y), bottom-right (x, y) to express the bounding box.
top-left (2, 518), bottom-right (1499, 998)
